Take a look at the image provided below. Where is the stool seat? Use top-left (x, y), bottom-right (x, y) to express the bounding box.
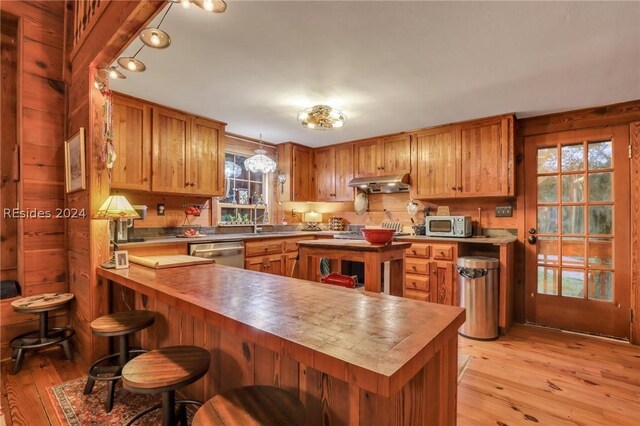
top-left (90, 310), bottom-right (155, 336)
top-left (11, 293), bottom-right (74, 313)
top-left (193, 386), bottom-right (306, 426)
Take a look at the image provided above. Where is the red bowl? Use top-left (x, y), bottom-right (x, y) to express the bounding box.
top-left (361, 228), bottom-right (395, 244)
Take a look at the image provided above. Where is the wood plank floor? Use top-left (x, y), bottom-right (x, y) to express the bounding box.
top-left (1, 325), bottom-right (638, 425)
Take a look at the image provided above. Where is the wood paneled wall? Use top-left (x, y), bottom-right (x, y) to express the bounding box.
top-left (0, 1), bottom-right (68, 359)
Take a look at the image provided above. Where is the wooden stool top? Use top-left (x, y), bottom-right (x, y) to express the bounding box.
top-left (122, 346), bottom-right (210, 394)
top-left (11, 293), bottom-right (74, 313)
top-left (90, 310), bottom-right (155, 336)
top-left (193, 386), bottom-right (306, 426)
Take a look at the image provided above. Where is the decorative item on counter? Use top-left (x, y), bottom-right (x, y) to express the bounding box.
top-left (328, 217), bottom-right (344, 231)
top-left (353, 192), bottom-right (368, 215)
top-left (406, 199), bottom-right (419, 216)
top-left (361, 227), bottom-right (395, 245)
top-left (302, 211), bottom-right (322, 231)
top-left (181, 203), bottom-right (207, 236)
top-left (93, 195), bottom-right (140, 268)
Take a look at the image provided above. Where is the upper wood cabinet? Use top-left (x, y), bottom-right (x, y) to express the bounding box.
top-left (410, 114), bottom-right (514, 199)
top-left (111, 94), bottom-right (151, 191)
top-left (112, 93), bottom-right (226, 197)
top-left (353, 135), bottom-right (410, 178)
top-left (276, 143), bottom-right (314, 201)
top-left (314, 144), bottom-right (354, 202)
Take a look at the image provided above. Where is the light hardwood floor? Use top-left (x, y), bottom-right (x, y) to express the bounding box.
top-left (1, 324), bottom-right (639, 425)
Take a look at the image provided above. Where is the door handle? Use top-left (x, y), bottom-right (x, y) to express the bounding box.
top-left (528, 235), bottom-right (537, 244)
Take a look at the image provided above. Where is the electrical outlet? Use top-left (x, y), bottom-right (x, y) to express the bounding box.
top-left (495, 206), bottom-right (513, 217)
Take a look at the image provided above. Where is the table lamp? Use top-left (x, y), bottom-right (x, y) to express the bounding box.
top-left (302, 211), bottom-right (322, 231)
top-left (94, 195), bottom-right (140, 268)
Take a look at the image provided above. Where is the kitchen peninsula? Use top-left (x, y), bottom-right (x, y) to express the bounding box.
top-left (97, 263), bottom-right (465, 426)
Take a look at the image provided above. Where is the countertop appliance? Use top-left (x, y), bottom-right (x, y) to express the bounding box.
top-left (188, 241), bottom-right (244, 268)
top-left (424, 215), bottom-right (472, 237)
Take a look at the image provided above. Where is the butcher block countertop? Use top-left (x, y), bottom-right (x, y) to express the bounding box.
top-left (97, 264), bottom-right (465, 397)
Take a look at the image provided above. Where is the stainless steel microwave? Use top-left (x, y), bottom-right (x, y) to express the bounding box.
top-left (424, 216), bottom-right (472, 237)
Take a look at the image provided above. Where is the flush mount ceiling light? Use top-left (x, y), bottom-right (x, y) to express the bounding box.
top-left (244, 134), bottom-right (277, 174)
top-left (297, 105), bottom-right (346, 130)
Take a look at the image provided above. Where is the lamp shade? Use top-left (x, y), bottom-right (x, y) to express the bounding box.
top-left (303, 211), bottom-right (322, 223)
top-left (94, 195), bottom-right (140, 219)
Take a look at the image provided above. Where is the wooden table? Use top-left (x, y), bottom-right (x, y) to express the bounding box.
top-left (97, 264), bottom-right (465, 426)
top-left (297, 239), bottom-right (412, 296)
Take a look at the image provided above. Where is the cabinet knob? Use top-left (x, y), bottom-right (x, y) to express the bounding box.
top-left (185, 182), bottom-right (190, 187)
top-left (450, 186), bottom-right (456, 191)
top-left (412, 249), bottom-right (417, 255)
top-left (439, 251), bottom-right (445, 256)
top-left (191, 182), bottom-right (196, 187)
top-left (142, 177), bottom-right (149, 182)
top-left (457, 186), bottom-right (463, 191)
top-left (411, 265), bottom-right (417, 270)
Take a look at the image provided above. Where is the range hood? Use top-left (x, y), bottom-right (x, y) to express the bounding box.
top-left (348, 174), bottom-right (410, 194)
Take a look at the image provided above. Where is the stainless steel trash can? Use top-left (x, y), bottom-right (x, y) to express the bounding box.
top-left (457, 256), bottom-right (500, 340)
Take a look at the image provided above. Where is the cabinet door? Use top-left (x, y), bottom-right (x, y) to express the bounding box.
top-left (459, 115), bottom-right (514, 197)
top-left (430, 261), bottom-right (456, 306)
top-left (189, 117), bottom-right (225, 196)
top-left (410, 128), bottom-right (458, 199)
top-left (292, 145), bottom-right (313, 201)
top-left (285, 252), bottom-right (297, 277)
top-left (333, 144), bottom-right (354, 201)
top-left (353, 138), bottom-right (380, 178)
top-left (314, 147), bottom-right (335, 201)
top-left (380, 134), bottom-right (410, 175)
top-left (245, 256), bottom-right (264, 272)
top-left (111, 95), bottom-right (151, 190)
top-left (152, 107), bottom-right (190, 193)
top-left (263, 254), bottom-right (285, 276)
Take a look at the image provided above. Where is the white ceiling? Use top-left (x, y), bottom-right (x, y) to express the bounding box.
top-left (111, 1), bottom-right (640, 147)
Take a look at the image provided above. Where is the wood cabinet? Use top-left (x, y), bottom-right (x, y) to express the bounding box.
top-left (112, 93), bottom-right (226, 197)
top-left (245, 254), bottom-right (284, 276)
top-left (410, 114), bottom-right (514, 199)
top-left (314, 144), bottom-right (354, 202)
top-left (404, 242), bottom-right (458, 306)
top-left (111, 94), bottom-right (151, 191)
top-left (353, 135), bottom-right (410, 178)
top-left (245, 236), bottom-right (313, 277)
top-left (276, 143), bottom-right (314, 201)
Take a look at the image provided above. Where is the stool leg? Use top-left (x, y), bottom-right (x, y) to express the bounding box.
top-left (39, 311), bottom-right (49, 341)
top-left (118, 334), bottom-right (130, 366)
top-left (176, 403), bottom-right (187, 426)
top-left (162, 390), bottom-right (176, 426)
top-left (83, 376), bottom-right (96, 395)
top-left (106, 379), bottom-right (116, 413)
top-left (12, 348), bottom-right (24, 375)
top-left (60, 339), bottom-right (73, 360)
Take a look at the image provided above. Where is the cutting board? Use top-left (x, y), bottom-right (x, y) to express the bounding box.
top-left (129, 255), bottom-right (213, 269)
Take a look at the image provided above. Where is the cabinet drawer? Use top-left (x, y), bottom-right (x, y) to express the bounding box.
top-left (432, 244), bottom-right (455, 261)
top-left (405, 243), bottom-right (430, 257)
top-left (405, 258), bottom-right (431, 275)
top-left (245, 240), bottom-right (284, 256)
top-left (284, 236), bottom-right (314, 252)
top-left (405, 288), bottom-right (430, 302)
top-left (405, 273), bottom-right (430, 292)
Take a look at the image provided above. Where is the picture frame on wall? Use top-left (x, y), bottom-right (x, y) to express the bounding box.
top-left (114, 250), bottom-right (129, 269)
top-left (64, 128), bottom-right (86, 193)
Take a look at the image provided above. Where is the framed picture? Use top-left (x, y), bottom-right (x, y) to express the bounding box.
top-left (64, 128), bottom-right (86, 193)
top-left (114, 250), bottom-right (129, 269)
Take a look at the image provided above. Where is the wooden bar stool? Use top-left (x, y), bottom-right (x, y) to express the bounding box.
top-left (193, 385), bottom-right (306, 426)
top-left (9, 293), bottom-right (75, 374)
top-left (122, 345), bottom-right (210, 426)
top-left (84, 310), bottom-right (155, 412)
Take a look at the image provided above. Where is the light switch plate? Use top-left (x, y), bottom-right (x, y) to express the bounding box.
top-left (495, 206), bottom-right (513, 217)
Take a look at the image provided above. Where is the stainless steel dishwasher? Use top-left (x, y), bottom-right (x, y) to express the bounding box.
top-left (188, 241), bottom-right (244, 268)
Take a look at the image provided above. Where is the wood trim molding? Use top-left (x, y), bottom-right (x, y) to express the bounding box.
top-left (630, 121), bottom-right (640, 344)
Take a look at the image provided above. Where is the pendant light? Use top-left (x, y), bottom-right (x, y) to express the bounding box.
top-left (140, 4), bottom-right (173, 49)
top-left (244, 134), bottom-right (277, 174)
top-left (117, 45), bottom-right (147, 72)
top-left (100, 66), bottom-right (126, 80)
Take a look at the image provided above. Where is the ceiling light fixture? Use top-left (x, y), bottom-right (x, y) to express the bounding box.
top-left (140, 3), bottom-right (173, 49)
top-left (117, 56), bottom-right (146, 72)
top-left (297, 105), bottom-right (346, 130)
top-left (171, 0), bottom-right (227, 13)
top-left (180, 0), bottom-right (191, 9)
top-left (100, 66), bottom-right (126, 80)
top-left (244, 134), bottom-right (277, 174)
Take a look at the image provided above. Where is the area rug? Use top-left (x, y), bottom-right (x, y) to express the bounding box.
top-left (48, 378), bottom-right (194, 425)
top-left (458, 354), bottom-right (472, 383)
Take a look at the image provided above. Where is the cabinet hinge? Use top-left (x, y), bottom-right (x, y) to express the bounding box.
top-left (630, 144), bottom-right (633, 159)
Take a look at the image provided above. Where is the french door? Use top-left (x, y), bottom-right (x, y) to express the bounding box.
top-left (524, 126), bottom-right (631, 339)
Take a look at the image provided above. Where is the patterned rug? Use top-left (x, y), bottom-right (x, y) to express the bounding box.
top-left (48, 378), bottom-right (194, 425)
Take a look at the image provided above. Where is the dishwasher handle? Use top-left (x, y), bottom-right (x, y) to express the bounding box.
top-left (191, 247), bottom-right (244, 257)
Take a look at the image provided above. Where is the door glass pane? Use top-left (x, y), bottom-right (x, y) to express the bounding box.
top-left (588, 172), bottom-right (612, 202)
top-left (561, 237), bottom-right (584, 266)
top-left (588, 238), bottom-right (613, 267)
top-left (561, 175), bottom-right (584, 202)
top-left (562, 206), bottom-right (584, 234)
top-left (588, 141), bottom-right (612, 170)
top-left (561, 269), bottom-right (585, 298)
top-left (537, 266), bottom-right (558, 295)
top-left (538, 147), bottom-right (558, 173)
top-left (538, 237), bottom-right (559, 265)
top-left (538, 176), bottom-right (558, 203)
top-left (588, 206), bottom-right (612, 235)
top-left (538, 207), bottom-right (558, 233)
top-left (561, 144), bottom-right (584, 172)
top-left (588, 271), bottom-right (613, 301)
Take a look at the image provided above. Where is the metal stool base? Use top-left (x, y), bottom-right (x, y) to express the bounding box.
top-left (125, 392), bottom-right (202, 426)
top-left (9, 327), bottom-right (74, 374)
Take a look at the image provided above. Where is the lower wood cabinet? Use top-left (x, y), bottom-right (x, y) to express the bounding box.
top-left (404, 242), bottom-right (458, 306)
top-left (245, 254), bottom-right (284, 276)
top-left (245, 236), bottom-right (314, 277)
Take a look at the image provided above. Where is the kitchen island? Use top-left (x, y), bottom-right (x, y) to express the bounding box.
top-left (97, 263), bottom-right (465, 425)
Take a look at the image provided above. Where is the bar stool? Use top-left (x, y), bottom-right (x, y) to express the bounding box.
top-left (193, 385), bottom-right (306, 426)
top-left (122, 345), bottom-right (210, 426)
top-left (9, 293), bottom-right (75, 374)
top-left (84, 310), bottom-right (155, 412)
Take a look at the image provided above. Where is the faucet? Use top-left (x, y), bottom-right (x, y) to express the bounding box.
top-left (253, 195), bottom-right (266, 234)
